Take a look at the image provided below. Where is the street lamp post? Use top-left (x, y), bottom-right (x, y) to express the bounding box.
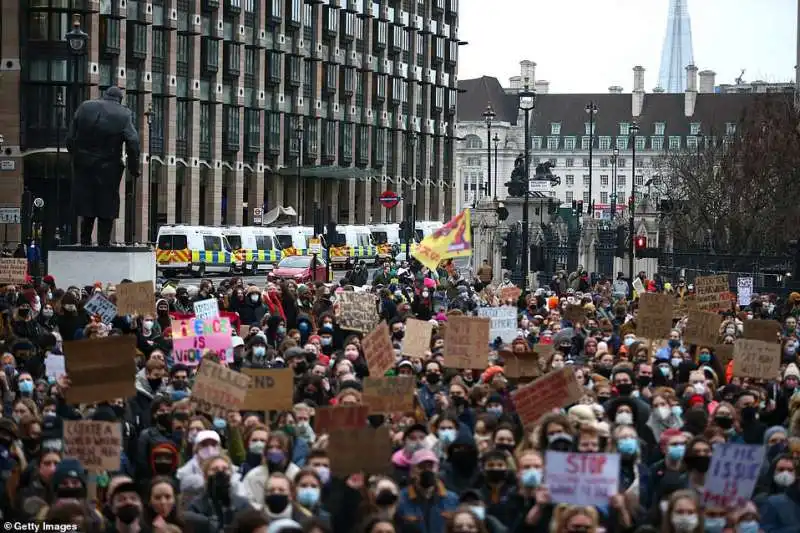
top-left (492, 132), bottom-right (499, 200)
top-left (405, 130), bottom-right (418, 259)
top-left (610, 147), bottom-right (619, 218)
top-left (66, 15), bottom-right (88, 245)
top-left (295, 121), bottom-right (304, 225)
top-left (517, 83), bottom-right (536, 288)
top-left (694, 131), bottom-right (703, 166)
top-left (144, 102), bottom-right (154, 242)
top-left (54, 93), bottom-right (65, 244)
top-left (482, 104), bottom-right (496, 199)
top-left (628, 121), bottom-right (640, 281)
top-left (585, 102), bottom-right (598, 214)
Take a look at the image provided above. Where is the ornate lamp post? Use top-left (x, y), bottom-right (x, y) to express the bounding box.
top-left (144, 102), bottom-right (154, 242)
top-left (482, 103), bottom-right (496, 198)
top-left (516, 83), bottom-right (536, 287)
top-left (54, 93), bottom-right (65, 243)
top-left (295, 122), bottom-right (304, 224)
top-left (585, 102), bottom-right (598, 213)
top-left (628, 121), bottom-right (640, 280)
top-left (611, 147), bottom-right (619, 217)
top-left (492, 132), bottom-right (499, 199)
top-left (66, 16), bottom-right (88, 245)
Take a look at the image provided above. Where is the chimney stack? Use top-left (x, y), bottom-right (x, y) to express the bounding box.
top-left (534, 80), bottom-right (550, 94)
top-left (520, 60), bottom-right (536, 87)
top-left (685, 64), bottom-right (698, 117)
top-left (608, 86), bottom-right (623, 94)
top-left (698, 70), bottom-right (716, 93)
top-left (632, 66), bottom-right (645, 117)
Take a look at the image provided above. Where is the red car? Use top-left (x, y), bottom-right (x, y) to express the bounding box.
top-left (268, 255), bottom-right (328, 283)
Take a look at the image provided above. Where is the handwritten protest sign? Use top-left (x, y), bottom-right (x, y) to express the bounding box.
top-left (737, 277), bottom-right (753, 307)
top-left (733, 339), bottom-right (780, 380)
top-left (684, 309), bottom-right (723, 346)
top-left (0, 258), bottom-right (27, 284)
top-left (503, 352), bottom-right (542, 381)
top-left (362, 377), bottom-right (415, 413)
top-left (673, 295), bottom-right (695, 319)
top-left (241, 368), bottom-right (294, 411)
top-left (115, 280), bottom-right (154, 316)
top-left (742, 319), bottom-right (781, 343)
top-left (511, 367), bottom-right (583, 426)
top-left (636, 293), bottom-right (674, 339)
top-left (403, 319), bottom-right (433, 359)
top-left (443, 315), bottom-right (490, 369)
top-left (83, 293), bottom-right (118, 324)
top-left (695, 275), bottom-right (730, 312)
top-left (702, 443), bottom-right (765, 508)
top-left (193, 298), bottom-right (220, 320)
top-left (314, 405), bottom-right (369, 433)
top-left (191, 360), bottom-right (251, 418)
top-left (328, 427), bottom-right (392, 475)
top-left (63, 420), bottom-right (122, 473)
top-left (362, 321), bottom-right (394, 377)
top-left (545, 451), bottom-right (620, 507)
top-left (338, 292), bottom-right (378, 332)
top-left (478, 306), bottom-right (517, 344)
top-left (64, 336), bottom-right (136, 404)
top-left (171, 316), bottom-right (234, 366)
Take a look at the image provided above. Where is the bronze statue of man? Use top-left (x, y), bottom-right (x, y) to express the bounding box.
top-left (66, 86), bottom-right (141, 247)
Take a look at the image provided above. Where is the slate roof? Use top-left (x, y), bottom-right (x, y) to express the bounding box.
top-left (457, 76), bottom-right (520, 124)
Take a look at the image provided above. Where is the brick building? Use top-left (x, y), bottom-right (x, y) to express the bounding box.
top-left (0, 0), bottom-right (461, 246)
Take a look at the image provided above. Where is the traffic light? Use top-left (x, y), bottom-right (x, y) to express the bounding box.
top-left (571, 200), bottom-right (577, 212)
top-left (399, 221), bottom-right (408, 241)
top-left (576, 200), bottom-right (584, 214)
top-left (635, 235), bottom-right (647, 250)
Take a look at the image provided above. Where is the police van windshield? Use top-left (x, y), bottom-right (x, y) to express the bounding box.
top-left (372, 231), bottom-right (388, 244)
top-left (276, 235), bottom-right (294, 249)
top-left (225, 235), bottom-right (242, 249)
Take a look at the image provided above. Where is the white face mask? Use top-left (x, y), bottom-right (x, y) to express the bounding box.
top-left (615, 412), bottom-right (634, 425)
top-left (693, 383), bottom-right (706, 395)
top-left (672, 514), bottom-right (699, 532)
top-left (774, 471), bottom-right (796, 487)
top-left (656, 406), bottom-right (671, 420)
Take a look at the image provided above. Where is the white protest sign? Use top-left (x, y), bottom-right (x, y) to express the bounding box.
top-left (613, 279), bottom-right (629, 298)
top-left (193, 298), bottom-right (220, 320)
top-left (83, 293), bottom-right (118, 324)
top-left (45, 354), bottom-right (66, 380)
top-left (545, 451), bottom-right (620, 507)
top-left (632, 277), bottom-right (644, 295)
top-left (737, 277), bottom-right (753, 307)
top-left (702, 443), bottom-right (765, 509)
top-left (478, 306), bottom-right (517, 343)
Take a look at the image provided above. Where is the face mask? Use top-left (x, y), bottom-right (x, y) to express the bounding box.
top-left (405, 441), bottom-right (423, 455)
top-left (375, 489), bottom-right (398, 506)
top-left (277, 326), bottom-right (287, 336)
top-left (418, 470), bottom-right (437, 489)
top-left (321, 337), bottom-right (332, 347)
top-left (393, 330), bottom-right (405, 340)
top-left (551, 361), bottom-right (565, 370)
top-left (265, 493), bottom-right (290, 514)
top-left (672, 514), bottom-right (699, 533)
top-left (296, 486), bottom-right (320, 508)
top-left (314, 466), bottom-right (331, 485)
top-left (253, 346), bottom-right (266, 358)
top-left (668, 339), bottom-right (681, 349)
top-left (426, 372), bottom-right (441, 385)
top-left (345, 349), bottom-right (359, 361)
top-left (42, 309), bottom-right (53, 318)
top-left (667, 444), bottom-right (685, 461)
top-left (485, 469), bottom-right (507, 483)
top-left (685, 455), bottom-right (711, 473)
top-left (705, 517), bottom-right (726, 533)
top-left (671, 357), bottom-right (682, 368)
top-left (616, 383), bottom-right (633, 396)
top-left (699, 353), bottom-right (711, 363)
top-left (624, 337), bottom-right (635, 347)
top-left (637, 375), bottom-right (651, 387)
top-left (521, 467), bottom-right (543, 488)
top-left (741, 406), bottom-right (758, 422)
top-left (672, 405), bottom-right (683, 418)
top-left (142, 320), bottom-right (154, 330)
top-left (249, 441), bottom-right (266, 455)
top-left (694, 383), bottom-right (706, 395)
top-left (725, 327), bottom-right (736, 336)
top-left (615, 412), bottom-right (634, 425)
top-left (714, 416), bottom-right (733, 430)
top-left (155, 412), bottom-right (171, 429)
top-left (19, 308), bottom-right (30, 318)
top-left (659, 366), bottom-right (671, 378)
top-left (470, 506), bottom-right (486, 521)
top-left (208, 471), bottom-right (231, 502)
top-left (651, 406), bottom-right (670, 421)
top-left (250, 295), bottom-right (261, 303)
top-left (737, 521), bottom-right (759, 533)
top-left (617, 437), bottom-right (639, 456)
top-left (487, 406), bottom-right (503, 417)
top-left (197, 446), bottom-right (220, 461)
top-left (213, 418), bottom-right (227, 430)
top-left (266, 449), bottom-right (286, 466)
top-left (438, 428), bottom-right (456, 444)
top-left (774, 471), bottom-right (796, 487)
top-left (19, 380), bottom-right (33, 394)
top-left (115, 503), bottom-right (140, 525)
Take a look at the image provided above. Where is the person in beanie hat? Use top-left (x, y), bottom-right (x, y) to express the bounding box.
top-left (52, 457), bottom-right (88, 502)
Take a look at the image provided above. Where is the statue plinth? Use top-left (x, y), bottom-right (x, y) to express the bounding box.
top-left (48, 245), bottom-right (156, 287)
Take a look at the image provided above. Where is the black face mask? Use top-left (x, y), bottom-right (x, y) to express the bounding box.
top-left (495, 443), bottom-right (515, 456)
top-left (741, 406), bottom-right (758, 423)
top-left (171, 379), bottom-right (187, 391)
top-left (153, 459), bottom-right (174, 476)
top-left (148, 378), bottom-right (163, 392)
top-left (57, 486), bottom-right (85, 500)
top-left (208, 471), bottom-right (231, 503)
top-left (418, 470), bottom-right (437, 489)
top-left (265, 494), bottom-right (290, 514)
top-left (111, 404), bottom-right (126, 418)
top-left (637, 376), bottom-right (652, 388)
top-left (485, 469), bottom-right (508, 484)
top-left (595, 366), bottom-right (612, 379)
top-left (155, 412), bottom-right (171, 429)
top-left (115, 503), bottom-right (140, 525)
top-left (452, 396), bottom-right (468, 408)
top-left (21, 437), bottom-right (39, 456)
top-left (426, 373), bottom-right (441, 385)
top-left (393, 330), bottom-right (405, 340)
top-left (449, 449), bottom-right (477, 470)
top-left (714, 416), bottom-right (734, 430)
top-left (597, 395), bottom-right (611, 404)
top-left (684, 455), bottom-right (711, 473)
top-left (615, 383), bottom-right (633, 396)
top-left (294, 361), bottom-right (308, 375)
top-left (375, 490), bottom-right (398, 506)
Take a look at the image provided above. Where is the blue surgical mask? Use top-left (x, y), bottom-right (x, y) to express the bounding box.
top-left (438, 428), bottom-right (456, 445)
top-left (18, 380), bottom-right (34, 394)
top-left (469, 506), bottom-right (486, 521)
top-left (321, 337), bottom-right (332, 346)
top-left (617, 437), bottom-right (639, 456)
top-left (659, 366), bottom-right (671, 377)
top-left (671, 405), bottom-right (683, 418)
top-left (249, 441), bottom-right (266, 455)
top-left (668, 339), bottom-right (680, 349)
top-left (253, 346), bottom-right (266, 357)
top-left (624, 337), bottom-right (635, 347)
top-left (296, 486), bottom-right (321, 508)
top-left (671, 357), bottom-right (682, 368)
top-left (667, 444), bottom-right (686, 461)
top-left (314, 466), bottom-right (331, 484)
top-left (705, 517), bottom-right (726, 533)
top-left (699, 353), bottom-right (711, 363)
top-left (737, 521), bottom-right (759, 533)
top-left (277, 326), bottom-right (287, 336)
top-left (213, 417), bottom-right (227, 430)
top-left (487, 406), bottom-right (503, 417)
top-left (521, 467), bottom-right (543, 488)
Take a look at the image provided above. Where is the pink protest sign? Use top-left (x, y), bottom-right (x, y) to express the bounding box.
top-left (171, 317), bottom-right (234, 366)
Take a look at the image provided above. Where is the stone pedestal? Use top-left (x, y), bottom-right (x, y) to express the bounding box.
top-left (48, 246), bottom-right (156, 287)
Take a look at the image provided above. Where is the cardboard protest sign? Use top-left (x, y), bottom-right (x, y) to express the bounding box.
top-left (362, 377), bottom-right (415, 413)
top-left (702, 443), bottom-right (765, 508)
top-left (503, 352), bottom-right (542, 380)
top-left (742, 319), bottom-right (781, 343)
top-left (241, 368), bottom-right (294, 411)
top-left (115, 281), bottom-right (154, 316)
top-left (478, 306), bottom-right (517, 344)
top-left (694, 275), bottom-right (730, 312)
top-left (511, 367), bottom-right (583, 427)
top-left (673, 295), bottom-right (695, 319)
top-left (737, 277), bottom-right (753, 307)
top-left (338, 292), bottom-right (378, 332)
top-left (171, 316), bottom-right (234, 366)
top-left (314, 405), bottom-right (370, 433)
top-left (193, 298), bottom-right (220, 320)
top-left (190, 360), bottom-right (251, 418)
top-left (0, 258), bottom-right (27, 284)
top-left (83, 293), bottom-right (118, 324)
top-left (733, 339), bottom-right (780, 380)
top-left (443, 315), bottom-right (491, 369)
top-left (684, 310), bottom-right (723, 346)
top-left (64, 336), bottom-right (136, 405)
top-left (328, 427), bottom-right (392, 475)
top-left (545, 451), bottom-right (620, 507)
top-left (636, 293), bottom-right (674, 339)
top-left (362, 321), bottom-right (394, 377)
top-left (714, 344), bottom-right (735, 366)
top-left (403, 318), bottom-right (433, 358)
top-left (63, 420), bottom-right (122, 473)
top-left (499, 286), bottom-right (522, 303)
top-left (564, 304), bottom-right (586, 324)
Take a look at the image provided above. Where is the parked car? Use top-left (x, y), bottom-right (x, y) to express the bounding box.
top-left (267, 255), bottom-right (328, 283)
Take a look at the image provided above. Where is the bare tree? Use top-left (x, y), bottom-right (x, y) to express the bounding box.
top-left (652, 95), bottom-right (800, 256)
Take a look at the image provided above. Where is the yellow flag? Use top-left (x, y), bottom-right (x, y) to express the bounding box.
top-left (411, 209), bottom-right (472, 270)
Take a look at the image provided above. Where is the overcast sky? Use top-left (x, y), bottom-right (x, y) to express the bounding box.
top-left (457, 0), bottom-right (797, 93)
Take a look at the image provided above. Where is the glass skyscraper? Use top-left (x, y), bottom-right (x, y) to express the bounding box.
top-left (658, 0), bottom-right (695, 92)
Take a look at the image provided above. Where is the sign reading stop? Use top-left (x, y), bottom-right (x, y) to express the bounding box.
top-left (378, 190), bottom-right (401, 209)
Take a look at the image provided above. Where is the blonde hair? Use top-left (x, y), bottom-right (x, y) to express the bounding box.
top-left (553, 505), bottom-right (599, 533)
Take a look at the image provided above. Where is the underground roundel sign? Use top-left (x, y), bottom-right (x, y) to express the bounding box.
top-left (378, 190), bottom-right (401, 209)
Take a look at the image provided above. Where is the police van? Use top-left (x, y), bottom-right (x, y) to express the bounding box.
top-left (223, 226), bottom-right (282, 274)
top-left (369, 223), bottom-right (400, 262)
top-left (156, 225), bottom-right (236, 277)
top-left (275, 226), bottom-right (313, 256)
top-left (327, 225), bottom-right (377, 268)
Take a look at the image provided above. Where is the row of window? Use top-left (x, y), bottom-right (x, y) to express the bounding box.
top-left (563, 191), bottom-right (644, 204)
top-left (531, 135), bottom-right (722, 152)
top-left (548, 121), bottom-right (735, 137)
